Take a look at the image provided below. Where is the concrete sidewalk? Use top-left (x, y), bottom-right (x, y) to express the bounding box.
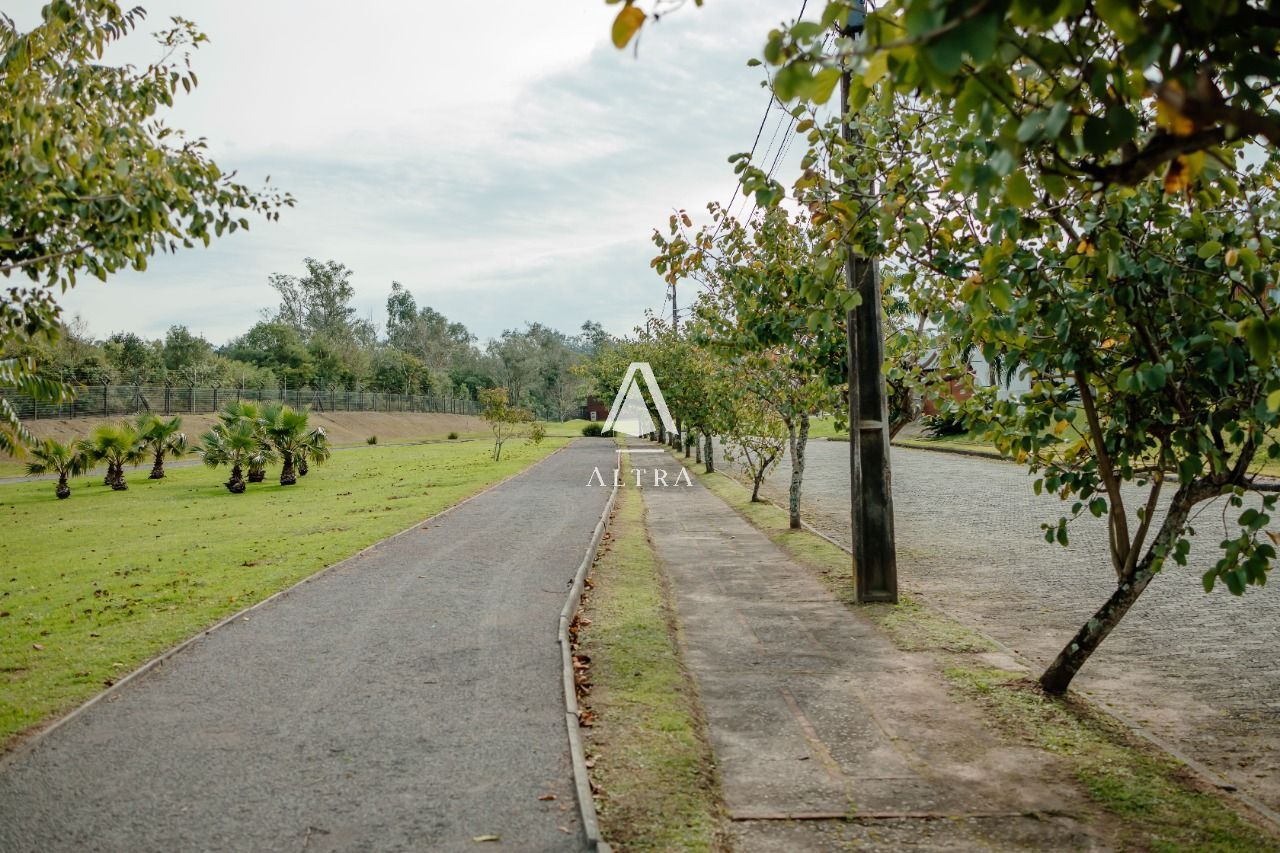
top-left (0, 439), bottom-right (616, 853)
top-left (639, 450), bottom-right (1101, 851)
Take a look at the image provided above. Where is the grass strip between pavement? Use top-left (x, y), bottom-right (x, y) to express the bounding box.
top-left (694, 460), bottom-right (1280, 851)
top-left (0, 436), bottom-right (569, 746)
top-left (577, 463), bottom-right (727, 851)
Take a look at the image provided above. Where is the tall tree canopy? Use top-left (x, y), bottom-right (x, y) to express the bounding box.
top-left (0, 0), bottom-right (290, 451)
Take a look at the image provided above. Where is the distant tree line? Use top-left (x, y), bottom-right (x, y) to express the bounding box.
top-left (3, 258), bottom-right (611, 421)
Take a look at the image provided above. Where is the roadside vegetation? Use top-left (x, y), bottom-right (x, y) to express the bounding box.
top-left (692, 456), bottom-right (1280, 849)
top-left (577, 465), bottom-right (726, 851)
top-left (0, 436), bottom-right (570, 744)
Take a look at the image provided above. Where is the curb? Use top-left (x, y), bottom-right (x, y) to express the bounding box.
top-left (699, 461), bottom-right (1280, 836)
top-left (558, 455), bottom-right (620, 853)
top-left (890, 439), bottom-right (1280, 492)
top-left (0, 440), bottom-right (576, 768)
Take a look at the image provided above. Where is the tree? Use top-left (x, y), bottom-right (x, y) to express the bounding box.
top-left (258, 403), bottom-right (310, 486)
top-left (661, 206), bottom-right (846, 528)
top-left (216, 402), bottom-right (275, 483)
top-left (134, 413), bottom-right (187, 479)
top-left (80, 423), bottom-right (142, 491)
top-left (25, 438), bottom-right (87, 499)
top-left (612, 1), bottom-right (1280, 192)
top-left (198, 421), bottom-right (261, 494)
top-left (222, 321), bottom-right (314, 388)
top-left (103, 332), bottom-right (163, 385)
top-left (720, 389), bottom-right (789, 503)
top-left (269, 258), bottom-right (367, 343)
top-left (162, 325), bottom-right (212, 375)
top-left (0, 1), bottom-right (289, 453)
top-left (296, 427), bottom-right (330, 477)
top-left (479, 387), bottom-right (533, 462)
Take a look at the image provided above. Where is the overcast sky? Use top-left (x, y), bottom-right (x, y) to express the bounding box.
top-left (11, 1), bottom-right (812, 345)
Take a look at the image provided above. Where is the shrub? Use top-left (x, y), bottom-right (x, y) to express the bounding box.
top-left (447, 431), bottom-right (459, 440)
top-left (921, 412), bottom-right (968, 438)
top-left (582, 422), bottom-right (604, 436)
top-left (366, 435), bottom-right (377, 445)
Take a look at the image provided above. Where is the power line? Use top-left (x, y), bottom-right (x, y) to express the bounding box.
top-left (710, 0), bottom-right (810, 239)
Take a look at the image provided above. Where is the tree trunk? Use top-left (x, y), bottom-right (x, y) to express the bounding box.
top-left (751, 474), bottom-right (763, 502)
top-left (1039, 486), bottom-right (1196, 694)
top-left (684, 432), bottom-right (692, 458)
top-left (787, 414), bottom-right (810, 530)
top-left (694, 435), bottom-right (702, 465)
top-left (227, 463), bottom-right (246, 494)
top-left (248, 466), bottom-right (265, 483)
top-left (703, 432), bottom-right (714, 474)
top-left (149, 448), bottom-right (165, 479)
top-left (280, 452), bottom-right (297, 486)
top-left (109, 461), bottom-right (127, 491)
top-left (56, 475), bottom-right (70, 500)
top-left (299, 456), bottom-right (309, 476)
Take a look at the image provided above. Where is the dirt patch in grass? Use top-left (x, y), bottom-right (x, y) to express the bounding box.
top-left (693, 458), bottom-right (1280, 849)
top-left (577, 464), bottom-right (727, 851)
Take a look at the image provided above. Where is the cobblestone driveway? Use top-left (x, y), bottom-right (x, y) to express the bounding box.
top-left (736, 440), bottom-right (1280, 815)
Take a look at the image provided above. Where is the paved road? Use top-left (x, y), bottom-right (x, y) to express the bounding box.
top-left (0, 439), bottom-right (616, 852)
top-left (736, 440), bottom-right (1280, 815)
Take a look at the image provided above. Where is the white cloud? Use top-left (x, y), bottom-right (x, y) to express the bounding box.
top-left (10, 0), bottom-right (815, 343)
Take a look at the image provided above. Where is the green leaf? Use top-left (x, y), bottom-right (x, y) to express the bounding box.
top-left (1197, 240), bottom-right (1223, 259)
top-left (1004, 171), bottom-right (1034, 208)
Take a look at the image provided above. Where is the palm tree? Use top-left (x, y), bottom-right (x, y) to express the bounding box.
top-left (198, 422), bottom-right (260, 493)
top-left (297, 426), bottom-right (330, 476)
top-left (80, 424), bottom-right (143, 491)
top-left (216, 402), bottom-right (274, 482)
top-left (135, 413), bottom-right (187, 479)
top-left (26, 439), bottom-right (88, 499)
top-left (258, 403), bottom-right (309, 486)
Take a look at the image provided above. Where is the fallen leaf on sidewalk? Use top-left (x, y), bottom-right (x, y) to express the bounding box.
top-left (472, 835), bottom-right (500, 843)
top-left (538, 793), bottom-right (556, 801)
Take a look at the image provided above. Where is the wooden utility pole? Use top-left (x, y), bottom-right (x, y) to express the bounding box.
top-left (841, 2), bottom-right (897, 603)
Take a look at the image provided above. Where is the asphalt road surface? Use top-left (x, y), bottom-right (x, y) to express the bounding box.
top-left (0, 439), bottom-right (616, 852)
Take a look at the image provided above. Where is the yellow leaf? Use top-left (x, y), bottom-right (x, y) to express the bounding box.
top-left (1054, 420), bottom-right (1068, 435)
top-left (1163, 155), bottom-right (1190, 194)
top-left (612, 5), bottom-right (646, 49)
top-left (1156, 98), bottom-right (1194, 136)
top-left (863, 51), bottom-right (889, 87)
top-left (1226, 247), bottom-right (1239, 267)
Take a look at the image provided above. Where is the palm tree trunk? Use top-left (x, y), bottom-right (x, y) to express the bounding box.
top-left (298, 456), bottom-right (309, 476)
top-left (149, 448), bottom-right (165, 479)
top-left (227, 463), bottom-right (246, 494)
top-left (280, 452), bottom-right (297, 486)
top-left (248, 465), bottom-right (265, 483)
top-left (55, 474), bottom-right (70, 500)
top-left (109, 461), bottom-right (127, 490)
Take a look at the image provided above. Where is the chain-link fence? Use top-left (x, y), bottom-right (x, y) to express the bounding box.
top-left (2, 385), bottom-right (480, 420)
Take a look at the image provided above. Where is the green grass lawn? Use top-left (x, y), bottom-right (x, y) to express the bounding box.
top-left (0, 436), bottom-right (570, 745)
top-left (806, 415), bottom-right (846, 439)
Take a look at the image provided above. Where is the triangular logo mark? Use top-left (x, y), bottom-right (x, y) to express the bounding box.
top-left (603, 362), bottom-right (677, 438)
